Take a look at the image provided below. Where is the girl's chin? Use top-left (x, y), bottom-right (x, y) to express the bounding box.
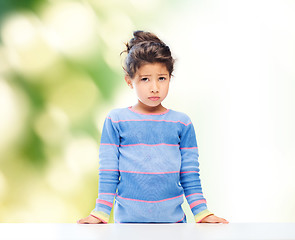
top-left (142, 102), bottom-right (162, 108)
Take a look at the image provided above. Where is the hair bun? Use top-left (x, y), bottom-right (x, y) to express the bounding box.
top-left (126, 30), bottom-right (165, 53)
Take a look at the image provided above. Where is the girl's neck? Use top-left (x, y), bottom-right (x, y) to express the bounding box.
top-left (131, 101), bottom-right (167, 114)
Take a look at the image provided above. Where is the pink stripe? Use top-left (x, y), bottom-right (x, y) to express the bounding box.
top-left (101, 143), bottom-right (196, 149)
top-left (121, 143), bottom-right (179, 147)
top-left (101, 143), bottom-right (180, 147)
top-left (186, 193), bottom-right (203, 198)
top-left (120, 170), bottom-right (179, 174)
top-left (100, 169), bottom-right (178, 174)
top-left (98, 193), bottom-right (116, 196)
top-left (180, 171), bottom-right (199, 174)
top-left (96, 199), bottom-right (113, 208)
top-left (117, 194), bottom-right (183, 203)
top-left (190, 199), bottom-right (207, 209)
top-left (100, 143), bottom-right (119, 147)
top-left (176, 215), bottom-right (185, 223)
top-left (180, 147), bottom-right (198, 149)
top-left (100, 169), bottom-right (119, 172)
top-left (107, 117), bottom-right (191, 126)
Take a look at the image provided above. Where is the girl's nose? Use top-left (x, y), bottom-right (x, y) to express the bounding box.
top-left (151, 80), bottom-right (159, 93)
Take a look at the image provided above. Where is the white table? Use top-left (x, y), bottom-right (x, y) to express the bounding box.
top-left (0, 223), bottom-right (295, 240)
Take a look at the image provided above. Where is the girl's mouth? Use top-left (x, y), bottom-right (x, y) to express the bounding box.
top-left (148, 97), bottom-right (160, 101)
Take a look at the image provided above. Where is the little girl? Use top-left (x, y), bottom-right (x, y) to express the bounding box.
top-left (78, 31), bottom-right (228, 224)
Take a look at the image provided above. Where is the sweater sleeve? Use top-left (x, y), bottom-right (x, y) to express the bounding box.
top-left (91, 115), bottom-right (120, 223)
top-left (179, 119), bottom-right (213, 223)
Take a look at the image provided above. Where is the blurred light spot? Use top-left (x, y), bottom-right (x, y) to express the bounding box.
top-left (46, 158), bottom-right (81, 193)
top-left (2, 13), bottom-right (36, 46)
top-left (0, 79), bottom-right (29, 155)
top-left (42, 1), bottom-right (100, 60)
top-left (1, 12), bottom-right (58, 77)
top-left (46, 73), bottom-right (99, 122)
top-left (34, 105), bottom-right (69, 145)
top-left (65, 136), bottom-right (98, 175)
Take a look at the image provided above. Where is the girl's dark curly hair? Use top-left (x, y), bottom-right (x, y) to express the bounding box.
top-left (122, 31), bottom-right (175, 78)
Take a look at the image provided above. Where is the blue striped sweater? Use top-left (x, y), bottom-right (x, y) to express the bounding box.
top-left (91, 107), bottom-right (212, 223)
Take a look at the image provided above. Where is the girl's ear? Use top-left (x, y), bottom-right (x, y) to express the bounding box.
top-left (125, 75), bottom-right (133, 89)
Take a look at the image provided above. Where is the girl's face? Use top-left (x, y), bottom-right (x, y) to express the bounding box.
top-left (125, 62), bottom-right (170, 112)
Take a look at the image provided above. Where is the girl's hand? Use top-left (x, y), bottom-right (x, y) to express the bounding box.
top-left (77, 215), bottom-right (103, 224)
top-left (200, 214), bottom-right (229, 224)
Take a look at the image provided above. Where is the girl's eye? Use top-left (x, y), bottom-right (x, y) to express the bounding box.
top-left (141, 78), bottom-right (149, 82)
top-left (159, 77), bottom-right (166, 81)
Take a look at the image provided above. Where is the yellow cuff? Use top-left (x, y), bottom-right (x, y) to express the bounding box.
top-left (90, 211), bottom-right (110, 223)
top-left (194, 209), bottom-right (213, 223)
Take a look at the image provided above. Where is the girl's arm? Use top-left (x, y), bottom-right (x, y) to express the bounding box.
top-left (79, 113), bottom-right (120, 224)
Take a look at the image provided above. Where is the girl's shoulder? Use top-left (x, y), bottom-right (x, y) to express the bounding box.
top-left (106, 107), bottom-right (130, 120)
top-left (167, 109), bottom-right (192, 124)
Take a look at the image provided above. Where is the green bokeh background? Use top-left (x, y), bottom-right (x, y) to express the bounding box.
top-left (0, 0), bottom-right (193, 223)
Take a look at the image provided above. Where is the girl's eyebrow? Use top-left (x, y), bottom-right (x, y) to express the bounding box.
top-left (138, 73), bottom-right (168, 77)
